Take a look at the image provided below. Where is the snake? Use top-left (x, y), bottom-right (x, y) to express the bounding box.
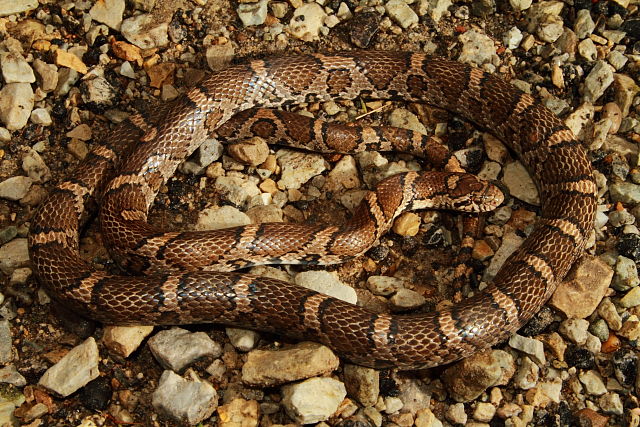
top-left (28, 51), bottom-right (596, 370)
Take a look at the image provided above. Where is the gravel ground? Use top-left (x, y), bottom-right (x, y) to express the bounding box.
top-left (0, 0), bottom-right (639, 426)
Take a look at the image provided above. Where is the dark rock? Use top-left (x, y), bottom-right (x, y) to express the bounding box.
top-left (519, 307), bottom-right (555, 336)
top-left (612, 348), bottom-right (637, 388)
top-left (349, 12), bottom-right (380, 48)
top-left (565, 345), bottom-right (596, 370)
top-left (622, 18), bottom-right (640, 41)
top-left (616, 233), bottom-right (640, 261)
top-left (79, 377), bottom-right (112, 411)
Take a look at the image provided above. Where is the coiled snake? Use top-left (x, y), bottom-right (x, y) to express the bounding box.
top-left (28, 52), bottom-right (596, 369)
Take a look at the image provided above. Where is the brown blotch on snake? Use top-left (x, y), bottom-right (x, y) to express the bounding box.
top-left (28, 52), bottom-right (596, 369)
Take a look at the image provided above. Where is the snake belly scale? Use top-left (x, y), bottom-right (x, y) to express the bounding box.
top-left (28, 51), bottom-right (596, 369)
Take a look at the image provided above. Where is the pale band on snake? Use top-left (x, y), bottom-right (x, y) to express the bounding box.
top-left (28, 51), bottom-right (597, 370)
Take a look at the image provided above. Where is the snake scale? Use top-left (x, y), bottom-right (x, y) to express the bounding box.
top-left (28, 51), bottom-right (596, 369)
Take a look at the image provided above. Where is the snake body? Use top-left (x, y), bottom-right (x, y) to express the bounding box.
top-left (28, 52), bottom-right (596, 369)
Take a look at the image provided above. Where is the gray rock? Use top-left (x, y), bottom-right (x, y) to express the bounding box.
top-left (509, 0), bottom-right (531, 11)
top-left (0, 176), bottom-right (32, 201)
top-left (343, 364), bottom-right (379, 407)
top-left (242, 342), bottom-right (340, 387)
top-left (295, 271), bottom-right (357, 304)
top-left (206, 43), bottom-right (235, 71)
top-left (281, 377), bottom-right (346, 424)
top-left (237, 0), bottom-right (268, 27)
top-left (621, 286), bottom-right (640, 308)
top-left (0, 52), bottom-right (35, 84)
top-left (0, 238), bottom-right (30, 275)
top-left (578, 370), bottom-right (607, 395)
top-left (599, 392), bottom-right (624, 415)
top-left (89, 0), bottom-right (125, 30)
top-left (484, 231), bottom-right (524, 282)
top-left (102, 325), bottom-right (155, 358)
top-left (598, 298), bottom-right (622, 330)
top-left (0, 320), bottom-right (12, 364)
top-left (502, 161), bottom-right (539, 205)
top-left (195, 206), bottom-right (251, 231)
top-left (607, 50), bottom-right (628, 71)
top-left (180, 138), bottom-right (224, 175)
top-left (558, 318), bottom-right (589, 345)
top-left (508, 334), bottom-right (546, 365)
top-left (81, 76), bottom-right (115, 105)
top-left (152, 370), bottom-right (218, 425)
top-left (225, 328), bottom-right (259, 352)
top-left (583, 61), bottom-right (614, 103)
top-left (458, 29), bottom-right (498, 66)
top-left (610, 182), bottom-right (640, 205)
top-left (0, 83), bottom-right (34, 130)
top-left (121, 14), bottom-right (169, 49)
top-left (385, 0), bottom-right (419, 29)
top-left (513, 356), bottom-right (539, 390)
top-left (578, 38), bottom-right (598, 62)
top-left (613, 256), bottom-right (639, 291)
top-left (503, 26), bottom-right (523, 50)
top-left (39, 337), bottom-right (100, 397)
top-left (276, 149), bottom-right (326, 190)
top-left (0, 365), bottom-right (26, 387)
top-left (574, 9), bottom-right (595, 39)
top-left (287, 2), bottom-right (326, 41)
top-left (443, 350), bottom-right (515, 402)
top-left (213, 176), bottom-right (261, 208)
top-left (148, 328), bottom-right (222, 372)
top-left (537, 14), bottom-right (564, 43)
top-left (30, 108), bottom-right (52, 126)
top-left (22, 149), bottom-right (50, 183)
top-left (0, 0), bottom-right (38, 17)
top-left (389, 288), bottom-right (426, 310)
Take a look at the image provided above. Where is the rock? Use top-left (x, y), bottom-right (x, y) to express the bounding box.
top-left (287, 2), bottom-right (326, 41)
top-left (0, 0), bottom-right (38, 16)
top-left (537, 14), bottom-right (564, 43)
top-left (89, 0), bottom-right (125, 30)
top-left (415, 408), bottom-right (444, 427)
top-left (324, 156), bottom-right (360, 192)
top-left (458, 29), bottom-right (498, 66)
top-left (578, 370), bottom-right (607, 395)
top-left (237, 0), bottom-right (268, 26)
top-left (558, 318), bottom-right (589, 345)
top-left (612, 256), bottom-right (639, 291)
top-left (583, 61), bottom-right (614, 103)
top-left (0, 177), bottom-right (32, 201)
top-left (295, 271), bottom-right (357, 304)
top-left (442, 350), bottom-right (514, 402)
top-left (384, 396), bottom-right (403, 414)
top-left (473, 402), bottom-right (496, 423)
top-left (484, 231), bottom-right (524, 282)
top-left (385, 0), bottom-right (419, 29)
top-left (389, 288), bottom-right (426, 310)
top-left (102, 326), bottom-right (154, 357)
top-left (502, 161), bottom-right (539, 205)
top-left (81, 76), bottom-right (115, 105)
top-left (575, 408), bottom-right (609, 427)
top-left (613, 74), bottom-right (639, 117)
top-left (574, 9), bottom-right (595, 39)
top-left (152, 370), bottom-right (218, 425)
top-left (217, 398), bottom-right (259, 426)
top-left (225, 328), bottom-right (259, 352)
top-left (599, 392), bottom-right (623, 415)
top-left (392, 212), bottom-right (421, 237)
top-left (446, 403), bottom-right (467, 425)
top-left (508, 334), bottom-right (546, 365)
top-left (39, 338), bottom-right (100, 397)
top-left (148, 328), bottom-right (222, 372)
top-left (343, 364), bottom-right (379, 407)
top-left (281, 377), bottom-right (346, 424)
top-left (30, 108), bottom-right (52, 126)
top-left (0, 52), bottom-right (35, 84)
top-left (195, 206), bottom-right (251, 231)
top-left (550, 256), bottom-right (612, 318)
top-left (503, 26), bottom-right (523, 50)
top-left (54, 50), bottom-right (88, 74)
top-left (228, 137), bottom-right (270, 167)
top-left (0, 320), bottom-right (12, 363)
top-left (578, 39), bottom-right (597, 62)
top-left (0, 83), bottom-right (34, 130)
top-left (509, 0), bottom-right (531, 11)
top-left (180, 138), bottom-right (224, 175)
top-left (121, 14), bottom-right (169, 49)
top-left (621, 286), bottom-right (640, 308)
top-left (612, 348), bottom-right (636, 387)
top-left (0, 366), bottom-right (25, 387)
top-left (0, 238), bottom-right (29, 275)
top-left (276, 149), bottom-right (325, 189)
top-left (79, 377), bottom-right (112, 411)
top-left (418, 0), bottom-right (452, 23)
top-left (525, 378), bottom-right (562, 406)
top-left (513, 356), bottom-right (539, 390)
top-left (610, 182), bottom-right (640, 205)
top-left (598, 298), bottom-right (622, 330)
top-left (366, 276), bottom-right (403, 296)
top-left (607, 50), bottom-right (628, 71)
top-left (22, 149), bottom-right (50, 183)
top-left (214, 176), bottom-right (261, 208)
top-left (242, 342), bottom-right (339, 386)
top-left (206, 43), bottom-right (235, 71)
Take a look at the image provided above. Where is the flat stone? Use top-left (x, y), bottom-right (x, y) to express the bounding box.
top-left (121, 14), bottom-right (169, 49)
top-left (39, 337), bottom-right (100, 397)
top-left (295, 271), bottom-right (357, 304)
top-left (385, 0), bottom-right (419, 29)
top-left (0, 366), bottom-right (25, 387)
top-left (442, 350), bottom-right (515, 402)
top-left (0, 0), bottom-right (38, 17)
top-left (225, 328), bottom-right (259, 352)
top-left (148, 328), bottom-right (222, 372)
top-left (287, 2), bottom-right (326, 41)
top-left (583, 61), bottom-right (614, 103)
top-left (217, 398), bottom-right (259, 427)
top-left (195, 205), bottom-right (251, 231)
top-left (550, 255), bottom-right (613, 318)
top-left (281, 377), bottom-right (346, 424)
top-left (458, 29), bottom-right (498, 66)
top-left (0, 177), bottom-right (32, 201)
top-left (54, 50), bottom-right (88, 74)
top-left (152, 370), bottom-right (218, 425)
top-left (343, 364), bottom-right (379, 407)
top-left (502, 161), bottom-right (539, 205)
top-left (578, 370), bottom-right (607, 395)
top-left (276, 149), bottom-right (326, 190)
top-left (0, 320), bottom-right (12, 363)
top-left (0, 238), bottom-right (29, 275)
top-left (242, 342), bottom-right (339, 386)
top-left (102, 325), bottom-right (154, 358)
top-left (0, 83), bottom-right (34, 130)
top-left (89, 0), bottom-right (125, 30)
top-left (508, 334), bottom-right (546, 366)
top-left (0, 52), bottom-right (35, 83)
